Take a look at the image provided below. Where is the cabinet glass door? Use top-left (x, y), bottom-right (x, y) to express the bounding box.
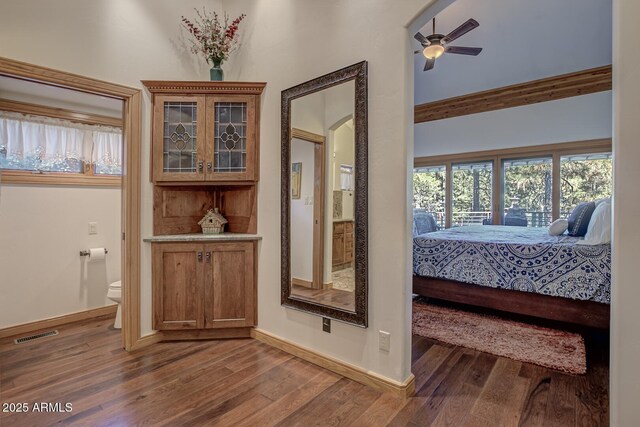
top-left (206, 95), bottom-right (256, 181)
top-left (153, 95), bottom-right (205, 181)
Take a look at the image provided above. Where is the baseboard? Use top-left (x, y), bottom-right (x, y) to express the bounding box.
top-left (251, 328), bottom-right (415, 399)
top-left (0, 305), bottom-right (118, 339)
top-left (129, 332), bottom-right (162, 351)
top-left (291, 278), bottom-right (313, 288)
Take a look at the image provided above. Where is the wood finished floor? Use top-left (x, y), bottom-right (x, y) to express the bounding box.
top-left (291, 284), bottom-right (356, 312)
top-left (0, 314), bottom-right (608, 426)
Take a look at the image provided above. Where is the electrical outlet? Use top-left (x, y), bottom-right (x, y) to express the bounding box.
top-left (379, 330), bottom-right (391, 352)
top-left (88, 222), bottom-right (98, 235)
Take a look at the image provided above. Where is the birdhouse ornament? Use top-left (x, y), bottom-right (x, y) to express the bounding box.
top-left (198, 208), bottom-right (228, 234)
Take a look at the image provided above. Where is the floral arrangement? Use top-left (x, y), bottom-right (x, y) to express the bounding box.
top-left (181, 8), bottom-right (246, 64)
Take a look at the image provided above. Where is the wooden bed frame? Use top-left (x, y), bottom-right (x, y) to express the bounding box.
top-left (413, 275), bottom-right (610, 329)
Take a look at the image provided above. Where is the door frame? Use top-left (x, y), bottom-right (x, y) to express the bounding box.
top-left (0, 56), bottom-right (143, 351)
top-left (291, 127), bottom-right (326, 289)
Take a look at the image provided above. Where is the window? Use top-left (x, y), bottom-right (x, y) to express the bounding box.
top-left (0, 103), bottom-right (122, 185)
top-left (413, 140), bottom-right (612, 230)
top-left (0, 112), bottom-right (122, 175)
top-left (451, 161), bottom-right (493, 227)
top-left (413, 165), bottom-right (446, 229)
top-left (502, 157), bottom-right (552, 227)
top-left (560, 153), bottom-right (612, 215)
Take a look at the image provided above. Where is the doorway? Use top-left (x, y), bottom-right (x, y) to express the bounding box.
top-left (0, 56), bottom-right (142, 350)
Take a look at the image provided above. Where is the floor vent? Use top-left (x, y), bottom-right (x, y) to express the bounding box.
top-left (14, 330), bottom-right (59, 344)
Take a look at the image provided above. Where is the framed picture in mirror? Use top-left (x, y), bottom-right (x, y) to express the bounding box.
top-left (291, 162), bottom-right (302, 199)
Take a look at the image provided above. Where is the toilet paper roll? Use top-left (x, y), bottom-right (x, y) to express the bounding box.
top-left (88, 248), bottom-right (106, 262)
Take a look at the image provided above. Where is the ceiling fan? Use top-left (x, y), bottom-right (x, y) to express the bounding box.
top-left (414, 18), bottom-right (482, 71)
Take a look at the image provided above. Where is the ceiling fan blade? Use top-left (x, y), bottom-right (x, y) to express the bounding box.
top-left (414, 32), bottom-right (428, 44)
top-left (424, 58), bottom-right (435, 71)
top-left (442, 18), bottom-right (479, 43)
top-left (445, 46), bottom-right (482, 56)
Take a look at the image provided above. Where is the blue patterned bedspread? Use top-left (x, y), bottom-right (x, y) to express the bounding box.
top-left (413, 226), bottom-right (611, 304)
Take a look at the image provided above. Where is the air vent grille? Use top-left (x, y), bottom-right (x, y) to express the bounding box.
top-left (14, 330), bottom-right (59, 344)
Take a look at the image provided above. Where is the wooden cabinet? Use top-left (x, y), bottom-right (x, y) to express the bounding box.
top-left (145, 82), bottom-right (264, 339)
top-left (332, 221), bottom-right (354, 270)
top-left (152, 241), bottom-right (256, 331)
top-left (143, 81), bottom-right (265, 184)
top-left (344, 224), bottom-right (354, 263)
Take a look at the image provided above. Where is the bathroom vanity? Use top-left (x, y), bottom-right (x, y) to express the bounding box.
top-left (142, 81), bottom-right (264, 339)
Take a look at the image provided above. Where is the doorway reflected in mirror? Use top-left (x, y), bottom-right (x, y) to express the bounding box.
top-left (282, 61), bottom-right (367, 326)
top-left (289, 81), bottom-right (356, 312)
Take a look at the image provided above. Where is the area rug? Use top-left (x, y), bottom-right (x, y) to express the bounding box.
top-left (412, 301), bottom-right (587, 375)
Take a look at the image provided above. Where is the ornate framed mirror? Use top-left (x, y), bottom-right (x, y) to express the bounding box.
top-left (281, 61), bottom-right (368, 327)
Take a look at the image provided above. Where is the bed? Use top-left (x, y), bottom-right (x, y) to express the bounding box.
top-left (413, 225), bottom-right (611, 328)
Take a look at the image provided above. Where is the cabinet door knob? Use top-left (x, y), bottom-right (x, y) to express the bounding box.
top-left (206, 251), bottom-right (211, 263)
top-left (198, 161), bottom-right (204, 173)
top-left (197, 251), bottom-right (203, 262)
top-left (207, 162), bottom-right (212, 172)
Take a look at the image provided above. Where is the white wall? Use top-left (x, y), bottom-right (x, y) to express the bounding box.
top-left (223, 0), bottom-right (428, 383)
top-left (291, 92), bottom-right (325, 135)
top-left (0, 0), bottom-right (223, 335)
top-left (415, 91), bottom-right (613, 157)
top-left (290, 138), bottom-right (315, 282)
top-left (0, 185), bottom-right (121, 327)
top-left (611, 1), bottom-right (640, 425)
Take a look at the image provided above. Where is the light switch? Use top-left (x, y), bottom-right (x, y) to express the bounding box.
top-left (88, 222), bottom-right (97, 235)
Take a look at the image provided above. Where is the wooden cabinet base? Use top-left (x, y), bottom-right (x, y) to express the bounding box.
top-left (158, 327), bottom-right (253, 341)
top-left (152, 241), bottom-right (257, 332)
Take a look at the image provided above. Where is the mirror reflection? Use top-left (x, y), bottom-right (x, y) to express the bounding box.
top-left (289, 80), bottom-right (356, 312)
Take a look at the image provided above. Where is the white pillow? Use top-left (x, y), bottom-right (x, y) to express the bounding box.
top-left (548, 219), bottom-right (568, 236)
top-left (595, 197), bottom-right (611, 207)
top-left (578, 201), bottom-right (612, 245)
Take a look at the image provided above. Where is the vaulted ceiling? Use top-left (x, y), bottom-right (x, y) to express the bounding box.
top-left (414, 0), bottom-right (612, 105)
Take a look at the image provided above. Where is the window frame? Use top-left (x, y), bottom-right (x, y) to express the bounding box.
top-left (414, 138), bottom-right (612, 228)
top-left (0, 98), bottom-right (122, 187)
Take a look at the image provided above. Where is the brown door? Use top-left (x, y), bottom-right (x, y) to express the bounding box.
top-left (152, 243), bottom-right (205, 330)
top-left (204, 241), bottom-right (256, 328)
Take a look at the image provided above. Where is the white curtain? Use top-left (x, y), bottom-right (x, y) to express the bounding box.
top-left (340, 164), bottom-right (353, 191)
top-left (92, 130), bottom-right (123, 175)
top-left (0, 111), bottom-right (122, 174)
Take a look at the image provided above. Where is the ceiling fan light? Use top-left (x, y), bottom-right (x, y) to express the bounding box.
top-left (423, 44), bottom-right (445, 59)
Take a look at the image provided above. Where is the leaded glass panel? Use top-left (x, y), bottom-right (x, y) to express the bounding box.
top-left (214, 102), bottom-right (246, 173)
top-left (163, 102), bottom-right (198, 173)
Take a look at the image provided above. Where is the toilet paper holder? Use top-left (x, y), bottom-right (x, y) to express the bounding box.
top-left (80, 249), bottom-right (108, 256)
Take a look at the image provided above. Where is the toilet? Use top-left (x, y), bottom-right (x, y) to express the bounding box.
top-left (107, 280), bottom-right (122, 329)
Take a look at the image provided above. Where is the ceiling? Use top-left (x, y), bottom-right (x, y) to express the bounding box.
top-left (0, 75), bottom-right (122, 118)
top-left (414, 0), bottom-right (612, 105)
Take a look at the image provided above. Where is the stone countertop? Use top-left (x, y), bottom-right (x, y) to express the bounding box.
top-left (143, 233), bottom-right (262, 243)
